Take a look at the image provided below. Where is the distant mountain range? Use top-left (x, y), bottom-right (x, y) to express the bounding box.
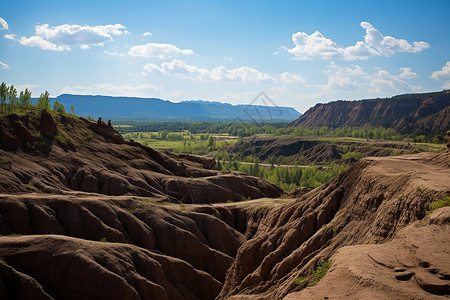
top-left (52, 94), bottom-right (301, 122)
top-left (290, 90), bottom-right (450, 135)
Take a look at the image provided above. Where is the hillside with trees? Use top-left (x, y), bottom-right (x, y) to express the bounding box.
top-left (290, 90), bottom-right (450, 138)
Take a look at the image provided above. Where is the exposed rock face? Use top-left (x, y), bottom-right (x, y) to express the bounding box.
top-left (218, 152), bottom-right (450, 299)
top-left (39, 110), bottom-right (57, 137)
top-left (221, 135), bottom-right (419, 164)
top-left (0, 235), bottom-right (222, 300)
top-left (171, 153), bottom-right (217, 170)
top-left (0, 110), bottom-right (449, 300)
top-left (284, 207), bottom-right (450, 299)
top-left (88, 121), bottom-right (125, 144)
top-left (0, 193), bottom-right (250, 298)
top-left (0, 111), bottom-right (282, 202)
top-left (290, 90), bottom-right (450, 135)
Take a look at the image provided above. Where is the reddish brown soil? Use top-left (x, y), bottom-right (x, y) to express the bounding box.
top-left (219, 152), bottom-right (450, 299)
top-left (290, 90), bottom-right (450, 135)
top-left (0, 111), bottom-right (282, 202)
top-left (0, 110), bottom-right (449, 300)
top-left (284, 207), bottom-right (450, 299)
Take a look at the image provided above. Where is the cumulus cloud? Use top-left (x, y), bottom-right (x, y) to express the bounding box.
top-left (431, 62), bottom-right (450, 89)
top-left (61, 83), bottom-right (162, 97)
top-left (0, 61), bottom-right (9, 69)
top-left (399, 67), bottom-right (417, 79)
top-left (143, 59), bottom-right (276, 82)
top-left (431, 61), bottom-right (450, 81)
top-left (281, 22), bottom-right (429, 60)
top-left (279, 72), bottom-right (306, 84)
top-left (143, 32), bottom-right (152, 37)
top-left (128, 43), bottom-right (194, 59)
top-left (0, 17), bottom-right (8, 30)
top-left (361, 22), bottom-right (429, 56)
top-left (364, 68), bottom-right (421, 93)
top-left (327, 62), bottom-right (366, 76)
top-left (4, 34), bottom-right (16, 40)
top-left (5, 23), bottom-right (127, 51)
top-left (284, 30), bottom-right (378, 60)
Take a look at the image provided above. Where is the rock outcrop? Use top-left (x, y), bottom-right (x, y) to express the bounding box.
top-left (284, 207), bottom-right (450, 299)
top-left (0, 110), bottom-right (448, 300)
top-left (290, 90), bottom-right (450, 135)
top-left (219, 152), bottom-right (450, 299)
top-left (0, 111), bottom-right (282, 202)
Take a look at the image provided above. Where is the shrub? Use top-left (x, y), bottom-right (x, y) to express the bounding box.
top-left (294, 277), bottom-right (307, 285)
top-left (426, 196), bottom-right (450, 215)
top-left (309, 259), bottom-right (332, 286)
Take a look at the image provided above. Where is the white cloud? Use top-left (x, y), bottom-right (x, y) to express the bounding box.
top-left (61, 83), bottom-right (162, 97)
top-left (143, 59), bottom-right (276, 82)
top-left (143, 32), bottom-right (152, 37)
top-left (104, 50), bottom-right (125, 57)
top-left (4, 34), bottom-right (16, 40)
top-left (284, 30), bottom-right (378, 60)
top-left (6, 23), bottom-right (127, 51)
top-left (0, 17), bottom-right (8, 30)
top-left (431, 62), bottom-right (450, 89)
top-left (431, 61), bottom-right (450, 81)
top-left (224, 56), bottom-right (233, 61)
top-left (0, 61), bottom-right (9, 69)
top-left (128, 43), bottom-right (194, 59)
top-left (365, 68), bottom-right (421, 93)
top-left (327, 62), bottom-right (366, 76)
top-left (18, 35), bottom-right (69, 51)
top-left (279, 72), bottom-right (306, 84)
top-left (361, 22), bottom-right (429, 56)
top-left (399, 67), bottom-right (417, 79)
top-left (321, 74), bottom-right (358, 91)
top-left (281, 22), bottom-right (429, 60)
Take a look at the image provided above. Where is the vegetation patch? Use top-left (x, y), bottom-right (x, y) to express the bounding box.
top-left (309, 259), bottom-right (332, 286)
top-left (294, 277), bottom-right (307, 285)
top-left (55, 130), bottom-right (76, 148)
top-left (426, 196), bottom-right (450, 215)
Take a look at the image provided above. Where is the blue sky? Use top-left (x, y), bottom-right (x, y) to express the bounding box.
top-left (0, 0), bottom-right (449, 113)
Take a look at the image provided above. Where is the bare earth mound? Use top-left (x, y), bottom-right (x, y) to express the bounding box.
top-left (285, 207), bottom-right (450, 299)
top-left (0, 110), bottom-right (449, 299)
top-left (219, 152), bottom-right (449, 299)
top-left (0, 111), bottom-right (282, 202)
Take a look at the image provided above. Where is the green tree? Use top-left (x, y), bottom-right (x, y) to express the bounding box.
top-left (0, 82), bottom-right (8, 113)
top-left (19, 88), bottom-right (32, 109)
top-left (71, 104), bottom-right (75, 115)
top-left (8, 85), bottom-right (18, 111)
top-left (207, 135), bottom-right (216, 150)
top-left (37, 91), bottom-right (51, 111)
top-left (53, 99), bottom-right (66, 114)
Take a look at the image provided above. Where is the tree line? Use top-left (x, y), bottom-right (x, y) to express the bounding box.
top-left (215, 153), bottom-right (348, 190)
top-left (0, 82), bottom-right (74, 115)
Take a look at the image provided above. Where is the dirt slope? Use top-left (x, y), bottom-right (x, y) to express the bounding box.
top-left (0, 111), bottom-right (282, 202)
top-left (221, 135), bottom-right (419, 164)
top-left (0, 110), bottom-right (449, 300)
top-left (219, 152), bottom-right (450, 299)
top-left (285, 207), bottom-right (450, 299)
top-left (290, 90), bottom-right (450, 135)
